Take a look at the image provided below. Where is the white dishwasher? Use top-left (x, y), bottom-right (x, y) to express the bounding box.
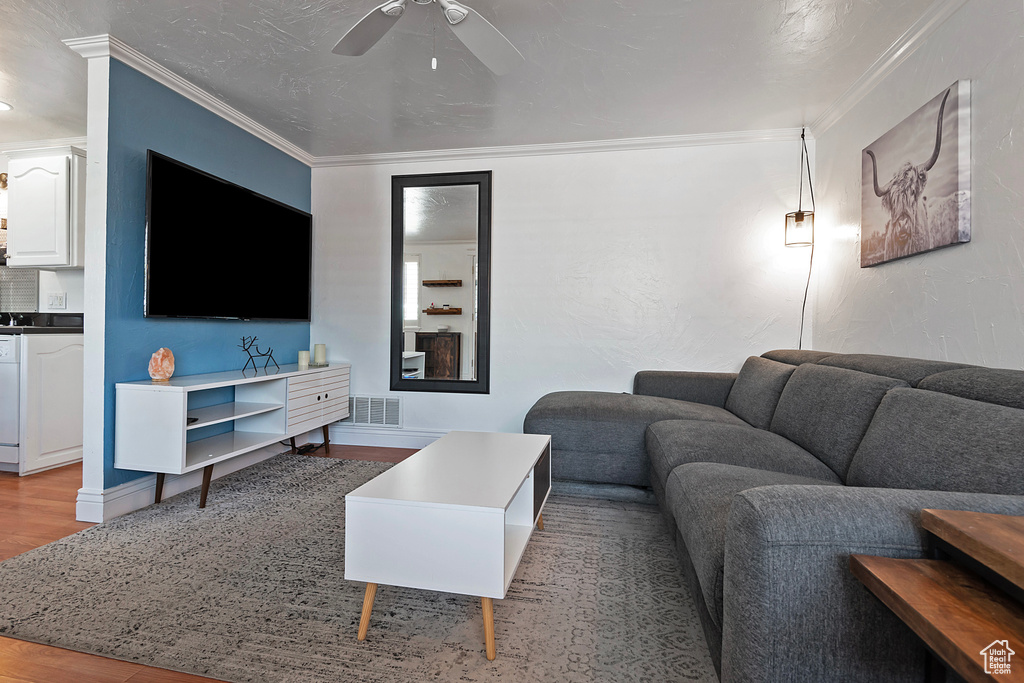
top-left (0, 335), bottom-right (20, 464)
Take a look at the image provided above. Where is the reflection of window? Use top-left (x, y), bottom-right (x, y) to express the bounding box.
top-left (403, 256), bottom-right (420, 324)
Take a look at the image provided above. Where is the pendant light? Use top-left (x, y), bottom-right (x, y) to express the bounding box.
top-left (785, 128), bottom-right (814, 247)
top-left (787, 128), bottom-right (815, 350)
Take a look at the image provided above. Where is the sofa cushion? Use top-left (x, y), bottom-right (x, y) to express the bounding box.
top-left (524, 391), bottom-right (745, 486)
top-left (770, 365), bottom-right (908, 480)
top-left (646, 420), bottom-right (841, 492)
top-left (816, 353), bottom-right (972, 387)
top-left (847, 388), bottom-right (1024, 495)
top-left (665, 462), bottom-right (842, 628)
top-left (724, 357), bottom-right (797, 429)
top-left (633, 371), bottom-right (736, 407)
top-left (760, 349), bottom-right (836, 366)
top-left (917, 367), bottom-right (1024, 410)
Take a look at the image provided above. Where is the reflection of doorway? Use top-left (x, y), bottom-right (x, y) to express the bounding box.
top-left (471, 254), bottom-right (478, 379)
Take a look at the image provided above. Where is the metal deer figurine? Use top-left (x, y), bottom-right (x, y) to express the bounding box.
top-left (239, 336), bottom-right (279, 373)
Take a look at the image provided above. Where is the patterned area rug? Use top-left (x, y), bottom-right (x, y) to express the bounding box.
top-left (0, 454), bottom-right (715, 682)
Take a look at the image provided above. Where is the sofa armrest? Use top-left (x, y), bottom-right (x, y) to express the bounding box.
top-left (632, 371), bottom-right (737, 407)
top-left (721, 485), bottom-right (1024, 683)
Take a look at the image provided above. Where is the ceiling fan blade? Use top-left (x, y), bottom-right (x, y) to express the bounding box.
top-left (442, 2), bottom-right (524, 75)
top-left (332, 0), bottom-right (406, 56)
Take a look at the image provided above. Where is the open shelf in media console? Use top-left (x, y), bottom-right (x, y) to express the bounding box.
top-left (184, 431), bottom-right (284, 472)
top-left (186, 401), bottom-right (283, 430)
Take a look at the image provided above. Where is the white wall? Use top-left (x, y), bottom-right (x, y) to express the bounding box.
top-left (312, 139), bottom-right (815, 437)
top-left (38, 269), bottom-right (85, 313)
top-left (811, 0), bottom-right (1024, 368)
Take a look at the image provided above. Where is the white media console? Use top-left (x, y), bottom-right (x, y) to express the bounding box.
top-left (114, 363), bottom-right (350, 507)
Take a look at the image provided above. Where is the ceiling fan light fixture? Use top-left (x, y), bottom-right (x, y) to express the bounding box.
top-left (437, 0), bottom-right (468, 25)
top-left (381, 0), bottom-right (406, 17)
top-left (334, 0), bottom-right (524, 75)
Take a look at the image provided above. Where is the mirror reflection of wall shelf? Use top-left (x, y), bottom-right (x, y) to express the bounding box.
top-left (391, 171), bottom-right (491, 394)
top-left (422, 280), bottom-right (463, 287)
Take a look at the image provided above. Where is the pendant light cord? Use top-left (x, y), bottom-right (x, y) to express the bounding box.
top-left (798, 129), bottom-right (815, 350)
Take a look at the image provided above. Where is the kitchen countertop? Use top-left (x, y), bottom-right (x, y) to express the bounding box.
top-left (0, 326), bottom-right (83, 335)
top-left (0, 312), bottom-right (84, 334)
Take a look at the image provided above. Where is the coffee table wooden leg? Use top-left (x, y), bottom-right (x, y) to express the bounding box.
top-left (481, 596), bottom-right (496, 660)
top-left (358, 582), bottom-right (377, 641)
top-left (536, 513), bottom-right (544, 531)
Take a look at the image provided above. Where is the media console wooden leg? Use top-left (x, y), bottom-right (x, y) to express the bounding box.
top-left (289, 437), bottom-right (297, 454)
top-left (481, 596), bottom-right (496, 661)
top-left (357, 582), bottom-right (377, 641)
top-left (198, 465), bottom-right (213, 509)
top-left (537, 513), bottom-right (544, 531)
top-left (154, 473), bottom-right (165, 504)
top-left (322, 425), bottom-right (331, 454)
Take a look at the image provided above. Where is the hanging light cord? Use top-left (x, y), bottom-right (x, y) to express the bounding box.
top-left (798, 128), bottom-right (815, 350)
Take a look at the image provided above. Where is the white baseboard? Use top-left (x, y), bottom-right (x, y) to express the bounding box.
top-left (327, 425), bottom-right (446, 450)
top-left (75, 445), bottom-right (284, 523)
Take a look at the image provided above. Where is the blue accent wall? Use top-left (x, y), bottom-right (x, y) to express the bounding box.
top-left (104, 59), bottom-right (312, 488)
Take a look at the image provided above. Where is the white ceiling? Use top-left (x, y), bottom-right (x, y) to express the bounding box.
top-left (1, 0), bottom-right (937, 157)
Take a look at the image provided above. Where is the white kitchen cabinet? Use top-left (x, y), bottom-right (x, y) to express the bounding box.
top-left (5, 146), bottom-right (86, 269)
top-left (0, 334), bottom-right (85, 475)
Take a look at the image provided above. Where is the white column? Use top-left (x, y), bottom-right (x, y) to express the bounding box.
top-left (64, 37), bottom-right (111, 522)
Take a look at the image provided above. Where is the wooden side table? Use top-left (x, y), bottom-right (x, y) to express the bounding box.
top-left (851, 510), bottom-right (1024, 682)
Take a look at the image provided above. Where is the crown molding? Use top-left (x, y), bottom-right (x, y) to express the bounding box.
top-left (810, 0), bottom-right (967, 136)
top-left (0, 137), bottom-right (88, 154)
top-left (63, 35), bottom-right (316, 167)
top-left (310, 128), bottom-right (805, 168)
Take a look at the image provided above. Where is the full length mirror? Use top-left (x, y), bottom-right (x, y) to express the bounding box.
top-left (391, 171), bottom-right (491, 393)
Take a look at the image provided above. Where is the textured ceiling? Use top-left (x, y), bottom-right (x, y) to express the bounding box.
top-left (0, 0), bottom-right (936, 157)
top-left (404, 185), bottom-right (478, 243)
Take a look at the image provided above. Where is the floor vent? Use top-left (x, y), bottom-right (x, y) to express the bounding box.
top-left (341, 396), bottom-right (402, 428)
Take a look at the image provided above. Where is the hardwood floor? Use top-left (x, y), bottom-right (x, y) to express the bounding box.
top-left (0, 445), bottom-right (418, 683)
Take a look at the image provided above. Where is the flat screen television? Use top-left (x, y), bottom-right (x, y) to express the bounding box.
top-left (144, 150), bottom-right (312, 322)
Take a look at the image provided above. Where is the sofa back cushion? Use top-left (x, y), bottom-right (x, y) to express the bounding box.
top-left (760, 349), bottom-right (836, 366)
top-left (917, 367), bottom-right (1024, 410)
top-left (847, 388), bottom-right (1024, 495)
top-left (724, 357), bottom-right (796, 429)
top-left (770, 364), bottom-right (908, 480)
top-left (816, 353), bottom-right (972, 387)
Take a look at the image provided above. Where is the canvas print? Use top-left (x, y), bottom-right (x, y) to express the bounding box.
top-left (861, 80), bottom-right (971, 267)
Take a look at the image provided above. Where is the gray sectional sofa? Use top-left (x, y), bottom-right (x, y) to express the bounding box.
top-left (523, 349), bottom-right (1024, 682)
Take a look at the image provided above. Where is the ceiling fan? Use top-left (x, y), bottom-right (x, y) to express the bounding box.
top-left (332, 0), bottom-right (524, 75)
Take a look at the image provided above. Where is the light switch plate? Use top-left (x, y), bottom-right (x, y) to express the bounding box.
top-left (47, 292), bottom-right (67, 309)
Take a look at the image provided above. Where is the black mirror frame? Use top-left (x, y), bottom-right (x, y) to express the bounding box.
top-left (390, 171), bottom-right (492, 394)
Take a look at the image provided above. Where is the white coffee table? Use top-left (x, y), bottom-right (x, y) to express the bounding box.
top-left (344, 430), bottom-right (552, 660)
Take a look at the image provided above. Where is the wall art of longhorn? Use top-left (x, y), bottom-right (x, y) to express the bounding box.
top-left (860, 80), bottom-right (971, 267)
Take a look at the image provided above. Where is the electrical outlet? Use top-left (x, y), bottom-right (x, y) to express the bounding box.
top-left (47, 292), bottom-right (67, 309)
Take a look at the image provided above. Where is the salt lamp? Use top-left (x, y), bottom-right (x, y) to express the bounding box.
top-left (149, 347), bottom-right (175, 382)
